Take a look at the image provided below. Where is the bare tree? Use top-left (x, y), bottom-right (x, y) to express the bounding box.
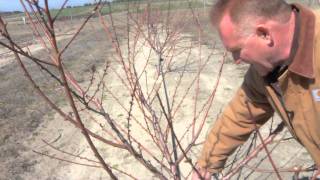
top-left (0, 0), bottom-right (318, 179)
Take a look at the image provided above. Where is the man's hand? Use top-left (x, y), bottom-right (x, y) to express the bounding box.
top-left (191, 166), bottom-right (212, 180)
top-left (311, 166), bottom-right (320, 180)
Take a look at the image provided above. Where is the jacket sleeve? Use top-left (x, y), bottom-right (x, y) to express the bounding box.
top-left (197, 66), bottom-right (274, 173)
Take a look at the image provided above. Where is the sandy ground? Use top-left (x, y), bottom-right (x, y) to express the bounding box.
top-left (0, 32), bottom-right (76, 68)
top-left (0, 4), bottom-right (317, 180)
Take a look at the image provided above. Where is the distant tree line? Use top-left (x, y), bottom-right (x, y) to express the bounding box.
top-left (112, 0), bottom-right (144, 2)
top-left (112, 0), bottom-right (187, 2)
top-left (0, 11), bottom-right (23, 16)
top-left (65, 2), bottom-right (99, 8)
top-left (63, 0), bottom-right (191, 9)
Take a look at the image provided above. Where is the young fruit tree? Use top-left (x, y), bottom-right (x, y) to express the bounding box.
top-left (0, 0), bottom-right (318, 179)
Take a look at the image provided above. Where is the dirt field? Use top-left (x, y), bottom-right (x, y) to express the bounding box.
top-left (0, 1), bottom-right (319, 180)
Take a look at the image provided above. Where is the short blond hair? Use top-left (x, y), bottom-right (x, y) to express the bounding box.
top-left (210, 0), bottom-right (292, 26)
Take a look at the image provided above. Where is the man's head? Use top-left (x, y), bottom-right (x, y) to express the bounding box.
top-left (212, 0), bottom-right (296, 76)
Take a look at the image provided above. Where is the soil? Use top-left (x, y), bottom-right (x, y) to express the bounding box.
top-left (0, 2), bottom-right (317, 180)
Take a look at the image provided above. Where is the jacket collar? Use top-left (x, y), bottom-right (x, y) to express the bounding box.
top-left (288, 4), bottom-right (316, 79)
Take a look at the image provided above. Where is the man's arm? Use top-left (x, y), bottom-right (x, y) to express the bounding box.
top-left (196, 67), bottom-right (274, 175)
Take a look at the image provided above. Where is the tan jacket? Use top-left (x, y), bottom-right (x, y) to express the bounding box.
top-left (198, 4), bottom-right (320, 173)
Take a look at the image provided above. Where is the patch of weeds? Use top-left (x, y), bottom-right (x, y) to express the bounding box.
top-left (125, 123), bottom-right (131, 128)
top-left (102, 95), bottom-right (108, 101)
top-left (112, 164), bottom-right (119, 169)
top-left (123, 153), bottom-right (131, 159)
top-left (224, 56), bottom-right (235, 64)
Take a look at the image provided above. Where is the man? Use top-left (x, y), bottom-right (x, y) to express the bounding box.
top-left (193, 0), bottom-right (320, 179)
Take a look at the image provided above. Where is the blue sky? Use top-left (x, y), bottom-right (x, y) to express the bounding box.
top-left (0, 0), bottom-right (97, 12)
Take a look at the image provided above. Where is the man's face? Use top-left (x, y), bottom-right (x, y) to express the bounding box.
top-left (218, 14), bottom-right (276, 76)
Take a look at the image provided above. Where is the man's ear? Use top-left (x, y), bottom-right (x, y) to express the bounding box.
top-left (256, 25), bottom-right (274, 47)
